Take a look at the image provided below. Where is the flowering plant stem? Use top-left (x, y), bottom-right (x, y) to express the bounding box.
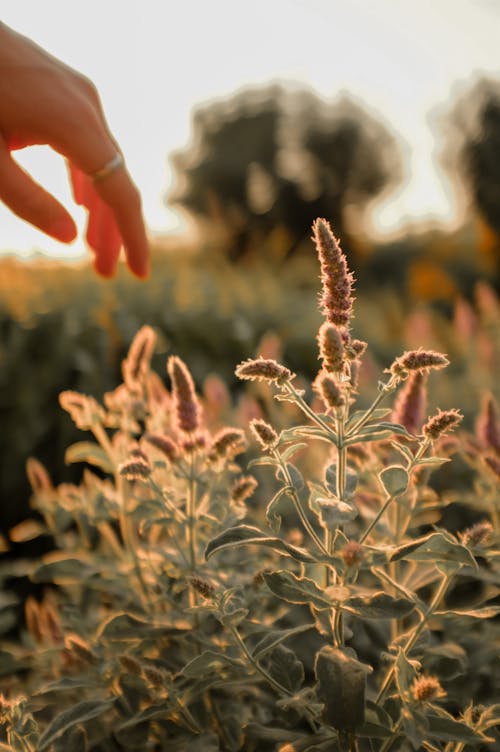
top-left (272, 449), bottom-right (328, 555)
top-left (376, 571), bottom-right (452, 703)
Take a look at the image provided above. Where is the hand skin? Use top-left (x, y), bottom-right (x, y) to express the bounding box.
top-left (0, 22), bottom-right (149, 278)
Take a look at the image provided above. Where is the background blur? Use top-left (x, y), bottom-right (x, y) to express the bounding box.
top-left (1, 1), bottom-right (500, 529)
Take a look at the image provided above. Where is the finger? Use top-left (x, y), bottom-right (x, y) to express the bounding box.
top-left (94, 170), bottom-right (150, 279)
top-left (0, 133), bottom-right (76, 242)
top-left (58, 102), bottom-right (149, 278)
top-left (68, 165), bottom-right (121, 277)
top-left (85, 192), bottom-right (122, 277)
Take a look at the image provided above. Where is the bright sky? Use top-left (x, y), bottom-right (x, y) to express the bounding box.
top-left (1, 0), bottom-right (500, 260)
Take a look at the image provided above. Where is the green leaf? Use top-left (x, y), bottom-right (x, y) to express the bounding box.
top-left (38, 676), bottom-right (99, 694)
top-left (390, 531), bottom-right (477, 570)
top-left (248, 456), bottom-right (279, 469)
top-left (65, 441), bottom-right (113, 473)
top-left (97, 612), bottom-right (167, 642)
top-left (318, 498), bottom-right (358, 530)
top-left (263, 570), bottom-right (332, 610)
top-left (205, 525), bottom-right (318, 563)
top-left (358, 700), bottom-right (393, 739)
top-left (279, 442), bottom-right (308, 461)
top-left (325, 464), bottom-right (358, 497)
top-left (38, 699), bottom-right (114, 750)
top-left (276, 462), bottom-right (304, 491)
top-left (53, 725), bottom-right (88, 752)
top-left (435, 605), bottom-right (500, 619)
top-left (265, 487), bottom-right (289, 532)
top-left (344, 592), bottom-right (416, 619)
top-left (414, 456), bottom-right (451, 468)
top-left (426, 713), bottom-right (493, 744)
top-left (379, 465), bottom-right (409, 496)
top-left (268, 644), bottom-right (304, 693)
top-left (423, 643), bottom-right (468, 680)
top-left (314, 646), bottom-right (369, 730)
top-left (346, 408), bottom-right (392, 431)
top-left (251, 624), bottom-right (315, 662)
top-left (280, 425), bottom-right (337, 444)
top-left (344, 429), bottom-right (394, 445)
top-left (181, 650), bottom-right (242, 678)
top-left (32, 555), bottom-right (96, 585)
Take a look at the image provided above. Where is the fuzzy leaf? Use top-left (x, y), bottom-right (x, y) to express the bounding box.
top-left (268, 644), bottom-right (304, 692)
top-left (53, 726), bottom-right (88, 752)
top-left (32, 555), bottom-right (96, 585)
top-left (265, 487), bottom-right (289, 532)
top-left (97, 613), bottom-right (167, 642)
top-left (276, 462), bottom-right (304, 491)
top-left (251, 624), bottom-right (315, 661)
top-left (38, 699), bottom-right (114, 750)
top-left (344, 592), bottom-right (416, 619)
top-left (65, 441), bottom-right (113, 473)
top-left (279, 442), bottom-right (308, 461)
top-left (390, 531), bottom-right (477, 570)
top-left (426, 713), bottom-right (493, 744)
top-left (263, 570), bottom-right (332, 610)
top-left (379, 466), bottom-right (409, 496)
top-left (344, 429), bottom-right (393, 445)
top-left (181, 650), bottom-right (242, 678)
top-left (318, 498), bottom-right (358, 529)
top-left (325, 464), bottom-right (358, 497)
top-left (205, 525), bottom-right (318, 563)
top-left (314, 646), bottom-right (368, 730)
top-left (346, 408), bottom-right (392, 430)
top-left (435, 605), bottom-right (500, 619)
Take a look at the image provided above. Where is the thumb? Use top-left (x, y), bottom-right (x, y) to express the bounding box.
top-left (0, 135), bottom-right (77, 242)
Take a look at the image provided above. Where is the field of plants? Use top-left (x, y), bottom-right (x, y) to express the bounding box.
top-left (0, 216), bottom-right (498, 751)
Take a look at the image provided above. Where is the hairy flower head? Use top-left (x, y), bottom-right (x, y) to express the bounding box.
top-left (143, 433), bottom-right (179, 462)
top-left (317, 322), bottom-right (345, 373)
top-left (476, 393), bottom-right (500, 453)
top-left (389, 349), bottom-right (449, 380)
top-left (250, 419), bottom-right (278, 450)
top-left (235, 358), bottom-right (294, 385)
top-left (392, 371), bottom-right (428, 435)
top-left (119, 456), bottom-right (152, 481)
top-left (411, 675), bottom-right (446, 703)
top-left (122, 325), bottom-right (157, 390)
top-left (231, 475), bottom-right (258, 504)
top-left (210, 428), bottom-right (247, 460)
top-left (314, 371), bottom-right (345, 410)
top-left (460, 520), bottom-right (493, 547)
top-left (312, 218), bottom-right (355, 328)
top-left (167, 355), bottom-right (201, 434)
top-left (423, 409), bottom-right (463, 441)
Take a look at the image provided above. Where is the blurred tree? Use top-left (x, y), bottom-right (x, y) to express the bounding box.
top-left (168, 85), bottom-right (402, 260)
top-left (441, 77), bottom-right (500, 280)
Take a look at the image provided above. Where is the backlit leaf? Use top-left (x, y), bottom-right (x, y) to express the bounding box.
top-left (263, 570), bottom-right (332, 610)
top-left (205, 525), bottom-right (318, 563)
top-left (379, 466), bottom-right (409, 496)
top-left (38, 699), bottom-right (114, 750)
top-left (344, 592), bottom-right (416, 619)
top-left (65, 441), bottom-right (113, 473)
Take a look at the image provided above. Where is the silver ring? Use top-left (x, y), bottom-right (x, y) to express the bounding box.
top-left (91, 153), bottom-right (124, 183)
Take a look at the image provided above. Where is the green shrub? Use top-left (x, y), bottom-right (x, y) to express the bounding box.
top-left (1, 220), bottom-right (498, 750)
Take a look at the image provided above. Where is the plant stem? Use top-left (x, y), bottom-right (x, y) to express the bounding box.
top-left (359, 493), bottom-right (394, 543)
top-left (285, 382), bottom-right (338, 441)
top-left (187, 453), bottom-right (197, 573)
top-left (376, 572), bottom-right (451, 703)
top-left (378, 717), bottom-right (403, 752)
top-left (345, 378), bottom-right (397, 437)
top-left (274, 450), bottom-right (329, 556)
top-left (229, 624), bottom-right (293, 698)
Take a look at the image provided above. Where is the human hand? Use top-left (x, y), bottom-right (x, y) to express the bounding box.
top-left (0, 23), bottom-right (149, 278)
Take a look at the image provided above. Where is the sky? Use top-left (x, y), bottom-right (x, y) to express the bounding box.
top-left (1, 0), bottom-right (500, 260)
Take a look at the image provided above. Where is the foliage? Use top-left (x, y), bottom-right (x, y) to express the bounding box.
top-left (1, 220), bottom-right (499, 751)
top-left (169, 85), bottom-right (402, 258)
top-left (1, 243), bottom-right (499, 534)
top-left (441, 75), bottom-right (500, 243)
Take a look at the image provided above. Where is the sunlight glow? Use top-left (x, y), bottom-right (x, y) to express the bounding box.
top-left (1, 0), bottom-right (499, 259)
